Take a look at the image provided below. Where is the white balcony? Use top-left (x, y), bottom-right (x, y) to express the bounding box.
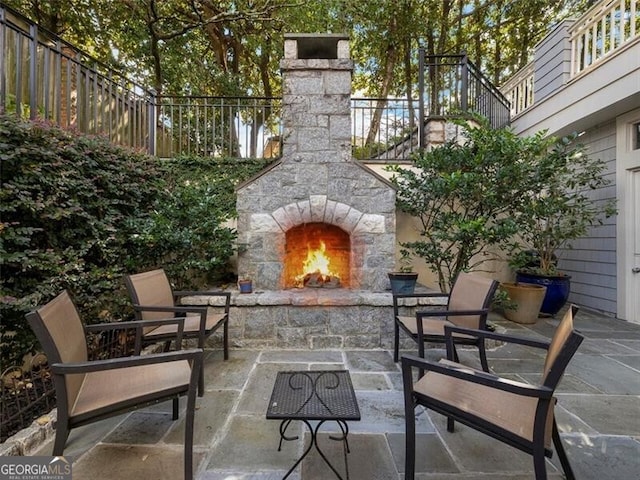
top-left (501, 0), bottom-right (640, 137)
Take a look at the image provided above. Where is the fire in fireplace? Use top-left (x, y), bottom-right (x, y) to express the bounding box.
top-left (284, 223), bottom-right (350, 288)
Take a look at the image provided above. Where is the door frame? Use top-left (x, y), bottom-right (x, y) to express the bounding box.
top-left (616, 108), bottom-right (640, 323)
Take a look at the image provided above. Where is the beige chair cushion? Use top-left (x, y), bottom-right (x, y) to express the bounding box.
top-left (397, 315), bottom-right (454, 335)
top-left (70, 360), bottom-right (192, 417)
top-left (414, 359), bottom-right (555, 447)
top-left (144, 313), bottom-right (226, 338)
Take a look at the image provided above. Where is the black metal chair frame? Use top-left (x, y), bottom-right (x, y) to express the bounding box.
top-left (401, 306), bottom-right (584, 480)
top-left (26, 291), bottom-right (203, 480)
top-left (124, 270), bottom-right (231, 396)
top-left (393, 276), bottom-right (499, 371)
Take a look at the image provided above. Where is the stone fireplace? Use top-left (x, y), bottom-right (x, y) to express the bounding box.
top-left (236, 34), bottom-right (396, 292)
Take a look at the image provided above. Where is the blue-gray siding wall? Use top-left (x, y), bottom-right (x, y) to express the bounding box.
top-left (533, 20), bottom-right (573, 104)
top-left (556, 121), bottom-right (618, 314)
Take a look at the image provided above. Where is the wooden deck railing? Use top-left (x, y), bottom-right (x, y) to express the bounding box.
top-left (570, 0), bottom-right (639, 77)
top-left (501, 0), bottom-right (639, 116)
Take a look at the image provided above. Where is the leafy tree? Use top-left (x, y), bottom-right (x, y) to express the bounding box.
top-left (388, 117), bottom-right (554, 292)
top-left (6, 0), bottom-right (593, 103)
top-left (508, 134), bottom-right (617, 275)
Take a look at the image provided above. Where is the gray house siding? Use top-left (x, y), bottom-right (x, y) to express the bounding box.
top-left (533, 20), bottom-right (573, 104)
top-left (555, 120), bottom-right (618, 313)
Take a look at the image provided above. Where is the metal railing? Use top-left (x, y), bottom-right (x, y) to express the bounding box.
top-left (156, 95), bottom-right (282, 158)
top-left (351, 97), bottom-right (421, 161)
top-left (156, 95), bottom-right (421, 160)
top-left (0, 5), bottom-right (153, 152)
top-left (2, 5), bottom-right (509, 161)
top-left (418, 51), bottom-right (511, 139)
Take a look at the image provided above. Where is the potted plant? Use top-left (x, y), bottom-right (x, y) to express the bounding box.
top-left (238, 278), bottom-right (253, 293)
top-left (388, 249), bottom-right (419, 294)
top-left (237, 266), bottom-right (255, 294)
top-left (499, 281), bottom-right (547, 324)
top-left (508, 133), bottom-right (616, 316)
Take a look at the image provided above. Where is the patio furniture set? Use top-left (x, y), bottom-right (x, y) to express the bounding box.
top-left (26, 270), bottom-right (583, 480)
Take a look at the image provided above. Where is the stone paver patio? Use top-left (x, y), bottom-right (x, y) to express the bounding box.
top-left (29, 309), bottom-right (640, 479)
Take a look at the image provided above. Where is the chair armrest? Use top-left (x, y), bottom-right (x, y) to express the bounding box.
top-left (393, 292), bottom-right (449, 300)
top-left (401, 354), bottom-right (553, 399)
top-left (133, 304), bottom-right (208, 314)
top-left (50, 348), bottom-right (204, 374)
top-left (416, 308), bottom-right (489, 318)
top-left (84, 318), bottom-right (186, 332)
top-left (85, 318), bottom-right (186, 353)
top-left (132, 304), bottom-right (209, 337)
top-left (444, 325), bottom-right (550, 350)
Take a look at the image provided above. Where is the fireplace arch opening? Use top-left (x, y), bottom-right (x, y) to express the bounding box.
top-left (284, 223), bottom-right (350, 288)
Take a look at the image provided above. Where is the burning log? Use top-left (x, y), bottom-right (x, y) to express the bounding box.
top-left (301, 271), bottom-right (341, 288)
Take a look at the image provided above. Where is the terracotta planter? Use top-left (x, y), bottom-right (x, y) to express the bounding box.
top-left (516, 272), bottom-right (571, 316)
top-left (501, 282), bottom-right (547, 324)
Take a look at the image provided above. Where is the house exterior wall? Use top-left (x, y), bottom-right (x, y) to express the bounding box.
top-left (507, 8), bottom-right (640, 318)
top-left (555, 122), bottom-right (618, 313)
top-left (533, 20), bottom-right (573, 104)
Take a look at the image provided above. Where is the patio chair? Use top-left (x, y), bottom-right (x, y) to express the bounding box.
top-left (26, 291), bottom-right (203, 480)
top-left (401, 305), bottom-right (583, 480)
top-left (124, 268), bottom-right (231, 396)
top-left (393, 272), bottom-right (499, 371)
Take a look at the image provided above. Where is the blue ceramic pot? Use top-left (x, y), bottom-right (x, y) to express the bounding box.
top-left (238, 279), bottom-right (253, 294)
top-left (515, 271), bottom-right (571, 316)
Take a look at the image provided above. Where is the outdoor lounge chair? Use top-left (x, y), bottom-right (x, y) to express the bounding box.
top-left (26, 290), bottom-right (202, 480)
top-left (401, 305), bottom-right (583, 480)
top-left (124, 268), bottom-right (231, 396)
top-left (393, 272), bottom-right (499, 371)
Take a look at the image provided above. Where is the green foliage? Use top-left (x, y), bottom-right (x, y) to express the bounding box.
top-left (0, 115), bottom-right (269, 366)
top-left (508, 134), bottom-right (617, 275)
top-left (6, 0), bottom-right (592, 99)
top-left (388, 117), bottom-right (555, 292)
top-left (0, 115), bottom-right (162, 364)
top-left (128, 156), bottom-right (270, 288)
top-left (389, 117), bottom-right (617, 292)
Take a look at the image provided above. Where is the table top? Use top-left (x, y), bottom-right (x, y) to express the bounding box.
top-left (266, 370), bottom-right (361, 421)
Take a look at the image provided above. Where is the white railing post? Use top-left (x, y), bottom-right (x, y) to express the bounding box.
top-left (569, 0), bottom-right (640, 77)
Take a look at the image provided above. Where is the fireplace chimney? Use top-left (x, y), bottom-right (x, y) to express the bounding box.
top-left (280, 34), bottom-right (352, 164)
top-left (236, 34), bottom-right (396, 292)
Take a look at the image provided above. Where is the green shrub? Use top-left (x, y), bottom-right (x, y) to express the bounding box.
top-left (130, 155), bottom-right (269, 289)
top-left (0, 115), bottom-right (270, 366)
top-left (388, 117), bottom-right (553, 292)
top-left (0, 116), bottom-right (162, 364)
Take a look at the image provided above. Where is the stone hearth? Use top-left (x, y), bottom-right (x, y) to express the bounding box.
top-left (182, 291), bottom-right (446, 350)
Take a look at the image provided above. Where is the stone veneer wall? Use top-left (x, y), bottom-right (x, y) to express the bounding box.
top-left (236, 168), bottom-right (396, 291)
top-left (236, 38), bottom-right (396, 292)
top-left (182, 291), bottom-right (446, 350)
